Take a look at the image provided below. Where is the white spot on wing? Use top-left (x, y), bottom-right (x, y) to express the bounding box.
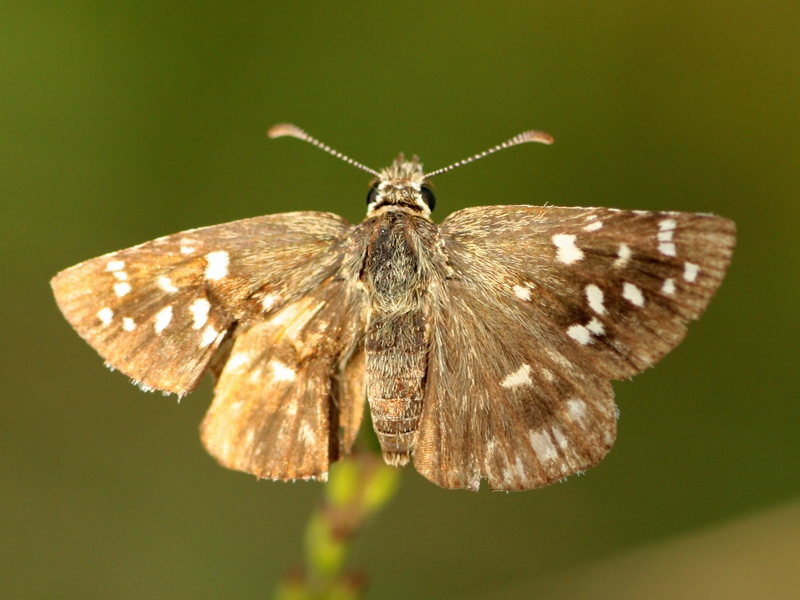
top-left (585, 284), bottom-right (606, 315)
top-left (567, 398), bottom-right (589, 425)
top-left (513, 284), bottom-right (531, 301)
top-left (544, 348), bottom-right (575, 370)
top-left (227, 352), bottom-right (250, 371)
top-left (112, 270), bottom-right (128, 281)
top-left (501, 364), bottom-right (533, 388)
top-left (659, 218), bottom-right (677, 231)
top-left (244, 428), bottom-right (255, 445)
top-left (106, 260), bottom-right (125, 272)
top-left (262, 294), bottom-right (279, 311)
top-left (584, 221), bottom-right (603, 231)
top-left (158, 276), bottom-right (179, 293)
top-left (270, 360), bottom-right (296, 382)
top-left (299, 422), bottom-right (317, 445)
top-left (658, 242), bottom-right (677, 256)
top-left (586, 317), bottom-right (605, 336)
top-left (552, 234), bottom-right (584, 265)
top-left (114, 282), bottom-right (131, 297)
top-left (199, 325), bottom-right (219, 347)
top-left (529, 430), bottom-right (559, 463)
top-left (204, 251), bottom-right (229, 281)
top-left (189, 298), bottom-right (210, 329)
top-left (513, 456), bottom-right (526, 479)
top-left (567, 324), bottom-right (591, 345)
top-left (662, 278), bottom-right (676, 295)
top-left (122, 317), bottom-right (137, 331)
top-left (97, 307), bottom-right (114, 326)
top-left (683, 262), bottom-right (699, 282)
top-left (622, 282), bottom-right (645, 307)
top-left (284, 400), bottom-right (298, 417)
top-left (613, 244), bottom-right (632, 268)
top-left (551, 427), bottom-right (569, 450)
top-left (657, 223), bottom-right (678, 255)
top-left (179, 239), bottom-right (196, 254)
top-left (154, 305), bottom-right (173, 333)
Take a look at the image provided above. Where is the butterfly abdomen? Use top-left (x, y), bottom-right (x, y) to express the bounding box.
top-left (362, 211), bottom-right (438, 466)
top-left (365, 310), bottom-right (428, 465)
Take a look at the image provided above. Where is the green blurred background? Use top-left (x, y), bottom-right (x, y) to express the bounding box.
top-left (3, 2), bottom-right (799, 598)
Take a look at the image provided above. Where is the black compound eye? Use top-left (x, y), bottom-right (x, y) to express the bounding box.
top-left (420, 185), bottom-right (436, 211)
top-left (366, 184), bottom-right (380, 205)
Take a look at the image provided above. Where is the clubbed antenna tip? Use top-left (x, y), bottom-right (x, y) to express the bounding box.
top-left (423, 129), bottom-right (554, 179)
top-left (268, 123), bottom-right (380, 176)
top-left (267, 123), bottom-right (308, 140)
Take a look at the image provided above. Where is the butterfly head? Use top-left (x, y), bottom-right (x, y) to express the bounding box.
top-left (366, 153), bottom-right (435, 218)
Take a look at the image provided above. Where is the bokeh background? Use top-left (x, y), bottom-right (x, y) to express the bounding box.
top-left (3, 2), bottom-right (799, 598)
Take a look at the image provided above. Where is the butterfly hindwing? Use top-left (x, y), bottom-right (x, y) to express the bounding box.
top-left (415, 275), bottom-right (617, 490)
top-left (200, 278), bottom-right (367, 480)
top-left (51, 212), bottom-right (352, 395)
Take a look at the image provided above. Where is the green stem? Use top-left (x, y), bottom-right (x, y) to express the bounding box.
top-left (275, 451), bottom-right (401, 600)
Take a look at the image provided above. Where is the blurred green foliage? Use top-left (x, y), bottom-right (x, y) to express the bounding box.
top-left (1, 2), bottom-right (798, 598)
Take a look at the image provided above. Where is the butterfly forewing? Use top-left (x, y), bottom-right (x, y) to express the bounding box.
top-left (51, 212), bottom-right (352, 395)
top-left (440, 206), bottom-right (736, 380)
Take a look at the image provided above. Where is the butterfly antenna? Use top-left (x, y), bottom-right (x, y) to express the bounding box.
top-left (268, 123), bottom-right (381, 177)
top-left (423, 130), bottom-right (554, 179)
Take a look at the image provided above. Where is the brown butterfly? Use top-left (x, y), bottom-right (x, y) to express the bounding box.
top-left (51, 124), bottom-right (736, 490)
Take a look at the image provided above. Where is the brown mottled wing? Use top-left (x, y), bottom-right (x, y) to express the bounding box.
top-left (51, 212), bottom-right (352, 395)
top-left (416, 284), bottom-right (618, 491)
top-left (200, 279), bottom-right (367, 480)
top-left (414, 205), bottom-right (735, 490)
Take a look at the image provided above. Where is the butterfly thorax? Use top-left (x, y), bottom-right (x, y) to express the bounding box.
top-left (360, 197), bottom-right (444, 466)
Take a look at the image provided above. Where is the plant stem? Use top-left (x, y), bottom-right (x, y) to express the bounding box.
top-left (275, 452), bottom-right (401, 600)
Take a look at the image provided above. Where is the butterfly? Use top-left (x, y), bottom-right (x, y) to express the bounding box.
top-left (51, 124), bottom-right (736, 491)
